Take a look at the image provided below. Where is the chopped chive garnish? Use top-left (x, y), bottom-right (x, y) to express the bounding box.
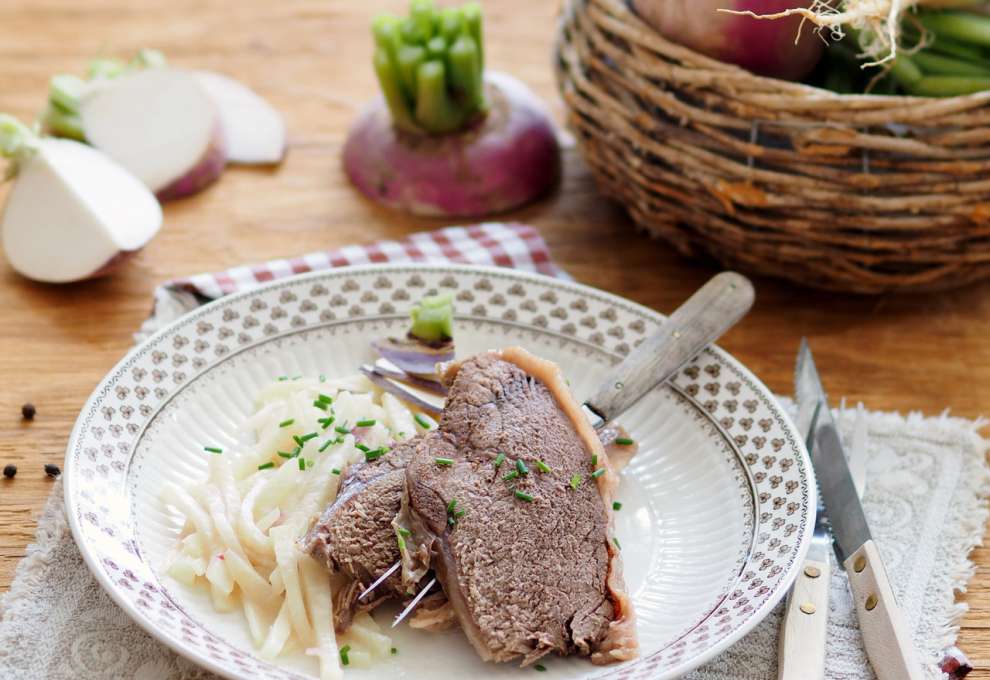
top-left (391, 647), bottom-right (397, 655)
top-left (454, 510), bottom-right (465, 519)
top-left (319, 374), bottom-right (326, 383)
top-left (494, 452), bottom-right (506, 469)
top-left (340, 644), bottom-right (351, 666)
top-left (613, 501), bottom-right (622, 511)
top-left (591, 468), bottom-right (606, 479)
top-left (277, 451), bottom-right (295, 459)
top-left (356, 418), bottom-right (376, 427)
top-left (414, 413), bottom-right (432, 429)
top-left (503, 470), bottom-right (520, 481)
top-left (298, 457), bottom-right (306, 470)
top-left (300, 432), bottom-right (318, 442)
top-left (319, 439), bottom-right (334, 453)
top-left (257, 462), bottom-right (275, 470)
top-left (615, 437), bottom-right (635, 446)
top-left (279, 418), bottom-right (295, 428)
top-left (355, 442), bottom-right (371, 453)
top-left (613, 537), bottom-right (622, 550)
top-left (397, 534), bottom-right (406, 551)
top-left (319, 416), bottom-right (336, 430)
top-left (335, 436), bottom-right (345, 444)
top-left (535, 664), bottom-right (547, 672)
top-left (397, 527), bottom-right (412, 539)
top-left (335, 424), bottom-right (350, 434)
top-left (591, 454), bottom-right (598, 466)
top-left (332, 467), bottom-right (341, 475)
top-left (293, 375), bottom-right (302, 380)
top-left (313, 400), bottom-right (329, 411)
top-left (448, 516), bottom-right (456, 527)
top-left (436, 457), bottom-right (455, 467)
top-left (293, 435), bottom-right (305, 447)
top-left (318, 393), bottom-right (333, 404)
top-left (277, 375), bottom-right (288, 381)
top-left (203, 446), bottom-right (223, 454)
top-left (514, 490), bottom-right (534, 503)
top-left (447, 498), bottom-right (458, 513)
top-left (516, 459), bottom-right (529, 475)
top-left (535, 460), bottom-right (551, 473)
top-left (569, 473), bottom-right (582, 490)
top-left (365, 448), bottom-right (387, 461)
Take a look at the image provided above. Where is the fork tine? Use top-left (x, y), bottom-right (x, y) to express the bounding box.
top-left (392, 577), bottom-right (436, 628)
top-left (358, 560), bottom-right (401, 600)
top-left (849, 403), bottom-right (869, 499)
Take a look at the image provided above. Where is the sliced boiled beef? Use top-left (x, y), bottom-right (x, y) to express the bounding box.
top-left (400, 347), bottom-right (638, 666)
top-left (302, 438), bottom-right (418, 628)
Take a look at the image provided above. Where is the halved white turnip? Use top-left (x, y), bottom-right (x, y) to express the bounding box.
top-left (0, 123), bottom-right (162, 283)
top-left (78, 67), bottom-right (226, 200)
top-left (194, 71), bottom-right (287, 165)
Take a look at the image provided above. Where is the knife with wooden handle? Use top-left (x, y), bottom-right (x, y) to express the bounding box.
top-left (796, 341), bottom-right (924, 680)
top-left (583, 271), bottom-right (754, 427)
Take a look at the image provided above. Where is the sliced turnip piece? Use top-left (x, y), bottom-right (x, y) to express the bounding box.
top-left (194, 71), bottom-right (287, 165)
top-left (1, 133), bottom-right (162, 283)
top-left (78, 67), bottom-right (226, 200)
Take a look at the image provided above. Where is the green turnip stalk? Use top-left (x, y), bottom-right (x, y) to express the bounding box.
top-left (913, 51), bottom-right (990, 77)
top-left (910, 74), bottom-right (990, 95)
top-left (919, 10), bottom-right (990, 48)
top-left (0, 115), bottom-right (39, 174)
top-left (371, 0), bottom-right (486, 135)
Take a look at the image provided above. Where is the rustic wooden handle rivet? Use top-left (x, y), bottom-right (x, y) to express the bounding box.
top-left (804, 566), bottom-right (821, 578)
top-left (865, 594), bottom-right (878, 611)
top-left (854, 555), bottom-right (867, 573)
top-left (800, 602), bottom-right (816, 615)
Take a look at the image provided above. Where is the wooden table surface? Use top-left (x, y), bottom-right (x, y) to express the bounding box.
top-left (2, 0), bottom-right (989, 675)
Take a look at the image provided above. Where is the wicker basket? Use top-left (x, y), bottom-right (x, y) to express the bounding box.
top-left (554, 0), bottom-right (990, 293)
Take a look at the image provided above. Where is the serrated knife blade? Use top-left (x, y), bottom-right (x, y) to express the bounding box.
top-left (793, 339), bottom-right (923, 680)
top-left (795, 339), bottom-right (871, 565)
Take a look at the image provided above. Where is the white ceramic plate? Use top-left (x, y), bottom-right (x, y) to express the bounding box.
top-left (65, 264), bottom-right (814, 680)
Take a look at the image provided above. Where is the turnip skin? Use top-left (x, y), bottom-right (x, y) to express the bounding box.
top-left (631, 0), bottom-right (824, 81)
top-left (154, 123), bottom-right (227, 202)
top-left (343, 72), bottom-right (560, 218)
top-left (78, 68), bottom-right (228, 201)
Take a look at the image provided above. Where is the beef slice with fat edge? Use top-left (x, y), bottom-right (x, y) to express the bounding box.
top-left (402, 347), bottom-right (638, 666)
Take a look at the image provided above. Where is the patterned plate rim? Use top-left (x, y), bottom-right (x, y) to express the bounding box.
top-left (63, 263), bottom-right (815, 680)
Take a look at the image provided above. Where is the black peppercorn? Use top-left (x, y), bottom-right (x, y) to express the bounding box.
top-left (44, 463), bottom-right (61, 478)
top-left (3, 464), bottom-right (16, 479)
top-left (21, 403), bottom-right (36, 420)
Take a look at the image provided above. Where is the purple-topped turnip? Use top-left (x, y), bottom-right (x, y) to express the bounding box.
top-left (343, 0), bottom-right (561, 217)
top-left (631, 1), bottom-right (824, 81)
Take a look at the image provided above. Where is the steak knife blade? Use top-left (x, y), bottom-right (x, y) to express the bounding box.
top-left (795, 340), bottom-right (923, 680)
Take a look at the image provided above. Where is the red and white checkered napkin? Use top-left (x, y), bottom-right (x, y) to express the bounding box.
top-left (139, 223), bottom-right (567, 340)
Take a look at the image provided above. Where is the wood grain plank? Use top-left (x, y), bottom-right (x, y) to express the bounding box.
top-left (0, 0), bottom-right (988, 675)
